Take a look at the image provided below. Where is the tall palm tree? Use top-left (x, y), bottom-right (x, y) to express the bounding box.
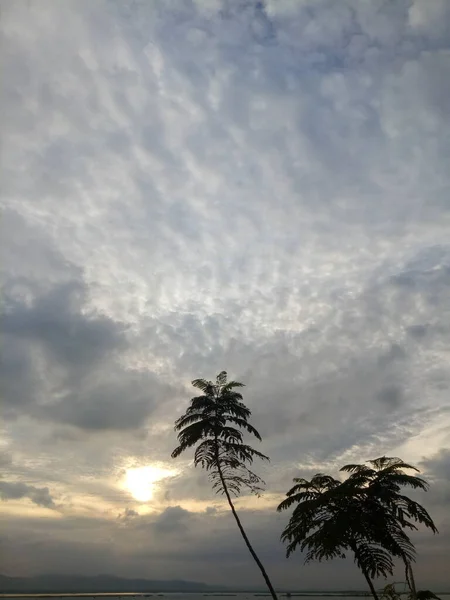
top-left (277, 473), bottom-right (410, 600)
top-left (172, 371), bottom-right (278, 600)
top-left (340, 457), bottom-right (438, 600)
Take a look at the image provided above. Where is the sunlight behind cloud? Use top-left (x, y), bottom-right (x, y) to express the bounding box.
top-left (124, 465), bottom-right (178, 502)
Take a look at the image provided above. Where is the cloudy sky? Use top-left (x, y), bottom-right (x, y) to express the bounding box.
top-left (1, 0), bottom-right (450, 590)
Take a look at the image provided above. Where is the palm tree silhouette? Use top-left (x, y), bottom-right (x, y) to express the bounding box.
top-left (278, 458), bottom-right (437, 600)
top-left (172, 371), bottom-right (278, 600)
top-left (277, 473), bottom-right (400, 600)
top-left (340, 457), bottom-right (438, 600)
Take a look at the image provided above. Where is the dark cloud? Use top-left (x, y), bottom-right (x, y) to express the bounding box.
top-left (3, 505), bottom-right (446, 590)
top-left (421, 449), bottom-right (450, 484)
top-left (407, 324), bottom-right (430, 340)
top-left (151, 506), bottom-right (191, 535)
top-left (3, 281), bottom-right (127, 373)
top-left (0, 451), bottom-right (13, 469)
top-left (1, 209), bottom-right (82, 292)
top-left (42, 371), bottom-right (161, 431)
top-left (377, 343), bottom-right (406, 367)
top-left (0, 481), bottom-right (55, 508)
top-left (0, 332), bottom-right (37, 412)
top-left (376, 385), bottom-right (404, 410)
top-left (118, 507), bottom-right (139, 522)
top-left (1, 279), bottom-right (177, 431)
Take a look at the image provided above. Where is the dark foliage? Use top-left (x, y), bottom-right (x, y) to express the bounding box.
top-left (278, 457), bottom-right (437, 600)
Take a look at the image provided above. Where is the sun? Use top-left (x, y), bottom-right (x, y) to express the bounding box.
top-left (125, 465), bottom-right (177, 502)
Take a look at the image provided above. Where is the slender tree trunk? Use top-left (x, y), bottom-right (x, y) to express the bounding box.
top-left (360, 569), bottom-right (380, 600)
top-left (349, 542), bottom-right (379, 600)
top-left (405, 562), bottom-right (417, 600)
top-left (214, 439), bottom-right (278, 600)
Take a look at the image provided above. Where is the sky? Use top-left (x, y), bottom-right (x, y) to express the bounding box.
top-left (1, 0), bottom-right (450, 590)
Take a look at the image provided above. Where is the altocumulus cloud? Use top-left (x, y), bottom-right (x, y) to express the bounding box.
top-left (0, 0), bottom-right (450, 589)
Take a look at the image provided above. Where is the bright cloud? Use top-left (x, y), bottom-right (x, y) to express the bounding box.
top-left (124, 465), bottom-right (178, 503)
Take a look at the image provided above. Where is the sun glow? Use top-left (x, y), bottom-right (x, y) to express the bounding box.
top-left (125, 465), bottom-right (177, 502)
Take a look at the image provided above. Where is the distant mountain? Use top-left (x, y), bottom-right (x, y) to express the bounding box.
top-left (0, 573), bottom-right (227, 593)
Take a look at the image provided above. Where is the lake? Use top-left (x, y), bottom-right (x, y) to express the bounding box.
top-left (1, 594), bottom-right (449, 600)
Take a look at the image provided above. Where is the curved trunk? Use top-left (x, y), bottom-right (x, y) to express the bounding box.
top-left (213, 437), bottom-right (278, 600)
top-left (360, 568), bottom-right (380, 600)
top-left (405, 562), bottom-right (417, 600)
top-left (349, 541), bottom-right (379, 600)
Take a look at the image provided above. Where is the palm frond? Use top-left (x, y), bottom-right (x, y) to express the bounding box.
top-left (226, 416), bottom-right (262, 440)
top-left (370, 457), bottom-right (419, 473)
top-left (171, 444), bottom-right (187, 459)
top-left (396, 495), bottom-right (438, 533)
top-left (224, 441), bottom-right (269, 463)
top-left (354, 541), bottom-right (394, 578)
top-left (340, 464), bottom-right (375, 475)
top-left (191, 378), bottom-right (214, 393)
top-left (217, 426), bottom-right (244, 443)
top-left (187, 395), bottom-right (216, 411)
top-left (174, 412), bottom-right (205, 430)
top-left (374, 473), bottom-right (429, 491)
top-left (222, 378), bottom-right (245, 389)
top-left (194, 440), bottom-right (216, 468)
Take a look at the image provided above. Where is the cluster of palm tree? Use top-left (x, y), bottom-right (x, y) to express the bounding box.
top-left (172, 372), bottom-right (438, 600)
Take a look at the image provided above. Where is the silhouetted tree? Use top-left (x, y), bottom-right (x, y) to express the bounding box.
top-left (172, 371), bottom-right (277, 600)
top-left (340, 457), bottom-right (438, 600)
top-left (278, 457), bottom-right (437, 600)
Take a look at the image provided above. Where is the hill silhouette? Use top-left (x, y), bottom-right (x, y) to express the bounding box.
top-left (0, 573), bottom-right (226, 593)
